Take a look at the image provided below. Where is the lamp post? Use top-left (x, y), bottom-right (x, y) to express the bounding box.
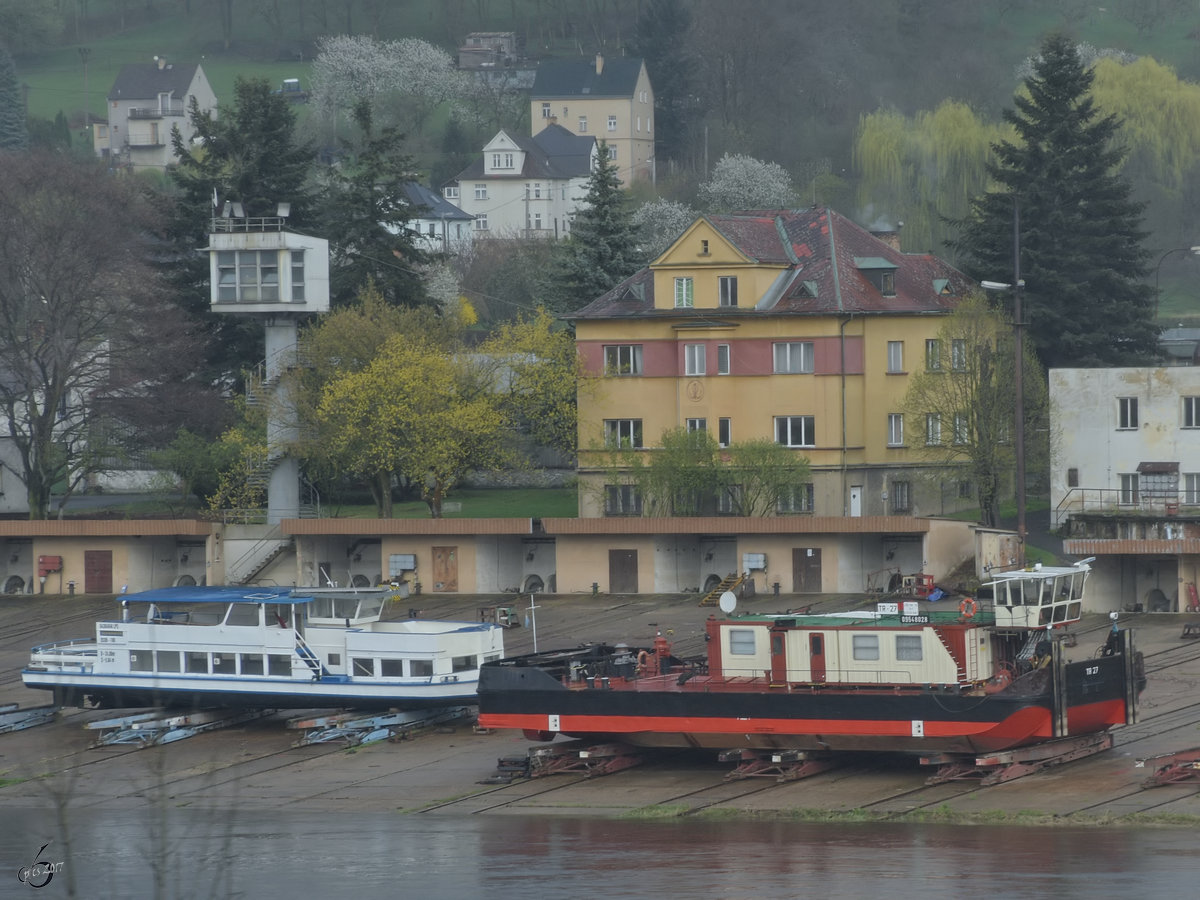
top-left (981, 201), bottom-right (1025, 561)
top-left (1153, 246), bottom-right (1200, 320)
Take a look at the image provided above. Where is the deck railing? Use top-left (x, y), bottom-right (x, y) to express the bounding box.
top-left (1054, 487), bottom-right (1199, 527)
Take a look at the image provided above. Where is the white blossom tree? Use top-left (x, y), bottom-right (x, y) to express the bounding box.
top-left (632, 198), bottom-right (698, 258)
top-left (699, 153), bottom-right (797, 212)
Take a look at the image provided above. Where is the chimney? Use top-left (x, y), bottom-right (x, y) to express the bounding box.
top-left (595, 53), bottom-right (604, 75)
top-left (871, 229), bottom-right (902, 251)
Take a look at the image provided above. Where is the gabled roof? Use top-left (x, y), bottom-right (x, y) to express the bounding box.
top-left (532, 56), bottom-right (644, 98)
top-left (400, 182), bottom-right (472, 221)
top-left (108, 61), bottom-right (204, 102)
top-left (571, 207), bottom-right (972, 320)
top-left (447, 123), bottom-right (594, 184)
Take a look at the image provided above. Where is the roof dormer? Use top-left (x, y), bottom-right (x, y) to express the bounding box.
top-left (855, 256), bottom-right (898, 296)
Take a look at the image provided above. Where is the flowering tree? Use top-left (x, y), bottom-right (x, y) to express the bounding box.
top-left (698, 153), bottom-right (797, 212)
top-left (632, 198), bottom-right (698, 258)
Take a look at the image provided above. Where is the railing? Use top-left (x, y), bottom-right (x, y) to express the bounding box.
top-left (128, 105), bottom-right (185, 118)
top-left (1054, 487), bottom-right (1199, 527)
top-left (210, 216), bottom-right (287, 233)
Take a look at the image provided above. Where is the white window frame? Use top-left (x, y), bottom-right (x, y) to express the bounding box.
top-left (1119, 473), bottom-right (1139, 505)
top-left (686, 418), bottom-right (707, 432)
top-left (1185, 473), bottom-right (1200, 505)
top-left (775, 415), bottom-right (815, 448)
top-left (603, 344), bottom-right (643, 376)
top-left (604, 483), bottom-right (642, 516)
top-left (728, 629), bottom-right (756, 655)
top-left (604, 419), bottom-right (643, 449)
top-left (718, 417), bottom-right (731, 448)
top-left (685, 344), bottom-right (706, 376)
top-left (925, 413), bottom-right (942, 445)
top-left (953, 412), bottom-right (969, 445)
top-left (887, 413), bottom-right (904, 447)
top-left (1184, 396), bottom-right (1200, 428)
top-left (887, 340), bottom-right (903, 373)
top-left (1118, 396), bottom-right (1139, 430)
top-left (674, 277), bottom-right (694, 308)
top-left (444, 185), bottom-right (459, 199)
top-left (474, 183), bottom-right (487, 200)
top-left (773, 341), bottom-right (814, 374)
top-left (542, 102), bottom-right (551, 118)
top-left (607, 115), bottom-right (617, 131)
top-left (892, 480), bottom-right (911, 513)
top-left (852, 634), bottom-right (880, 661)
top-left (719, 276), bottom-right (738, 307)
top-left (777, 483), bottom-right (814, 514)
top-left (474, 214), bottom-right (488, 231)
top-left (578, 115), bottom-right (588, 132)
top-left (951, 338), bottom-right (967, 372)
top-left (925, 339), bottom-right (942, 372)
top-left (717, 344), bottom-right (731, 375)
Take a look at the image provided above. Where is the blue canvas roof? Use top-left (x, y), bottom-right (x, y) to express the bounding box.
top-left (124, 586), bottom-right (313, 605)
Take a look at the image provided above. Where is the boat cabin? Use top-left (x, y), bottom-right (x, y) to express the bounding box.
top-left (988, 562), bottom-right (1089, 630)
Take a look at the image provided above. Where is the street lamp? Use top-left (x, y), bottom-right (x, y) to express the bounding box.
top-left (1153, 246), bottom-right (1200, 320)
top-left (981, 200), bottom-right (1025, 562)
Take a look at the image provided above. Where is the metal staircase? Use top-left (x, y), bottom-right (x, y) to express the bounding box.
top-left (699, 572), bottom-right (745, 607)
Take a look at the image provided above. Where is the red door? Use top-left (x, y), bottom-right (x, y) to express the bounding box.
top-left (84, 550), bottom-right (112, 594)
top-left (770, 628), bottom-right (788, 683)
top-left (809, 633), bottom-right (826, 683)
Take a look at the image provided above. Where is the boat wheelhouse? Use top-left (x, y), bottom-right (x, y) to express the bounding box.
top-left (23, 586), bottom-right (504, 711)
top-left (477, 560), bottom-right (1144, 756)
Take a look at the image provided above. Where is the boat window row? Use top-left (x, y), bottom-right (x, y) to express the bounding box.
top-left (130, 650), bottom-right (293, 676)
top-left (729, 628), bottom-right (925, 661)
top-left (994, 572), bottom-right (1085, 606)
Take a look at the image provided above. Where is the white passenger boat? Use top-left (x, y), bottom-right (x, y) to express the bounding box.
top-left (22, 586), bottom-right (505, 711)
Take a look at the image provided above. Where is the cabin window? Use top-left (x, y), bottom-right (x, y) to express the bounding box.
top-left (212, 654), bottom-right (235, 675)
top-left (268, 654), bottom-right (291, 676)
top-left (327, 653), bottom-right (341, 667)
top-left (130, 651), bottom-right (152, 672)
top-left (186, 652), bottom-right (209, 673)
top-left (381, 659), bottom-right (404, 677)
top-left (485, 652), bottom-right (502, 663)
top-left (452, 655), bottom-right (477, 672)
top-left (410, 659), bottom-right (434, 677)
top-left (852, 635), bottom-right (880, 661)
top-left (895, 635), bottom-right (923, 661)
top-left (240, 654), bottom-right (264, 675)
top-left (226, 603), bottom-right (259, 626)
top-left (353, 657), bottom-right (376, 677)
top-left (157, 651), bottom-right (181, 672)
top-left (728, 629), bottom-right (756, 655)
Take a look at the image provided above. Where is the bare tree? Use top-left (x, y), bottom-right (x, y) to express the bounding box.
top-left (0, 153), bottom-right (172, 518)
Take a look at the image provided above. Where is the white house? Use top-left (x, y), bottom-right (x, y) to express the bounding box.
top-left (444, 124), bottom-right (596, 239)
top-left (1051, 366), bottom-right (1200, 614)
top-left (399, 182), bottom-right (474, 255)
top-left (94, 57), bottom-right (217, 171)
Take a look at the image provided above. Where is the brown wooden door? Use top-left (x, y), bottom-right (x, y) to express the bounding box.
top-left (792, 547), bottom-right (822, 592)
top-left (84, 550), bottom-right (112, 594)
top-left (770, 628), bottom-right (788, 683)
top-left (432, 546), bottom-right (458, 592)
top-left (608, 549), bottom-right (638, 593)
top-left (809, 633), bottom-right (826, 683)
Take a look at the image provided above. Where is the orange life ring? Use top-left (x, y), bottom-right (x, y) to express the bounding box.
top-left (959, 598), bottom-right (977, 618)
top-left (636, 650), bottom-right (650, 673)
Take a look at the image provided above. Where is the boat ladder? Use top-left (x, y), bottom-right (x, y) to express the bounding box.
top-left (86, 708), bottom-right (273, 748)
top-left (286, 706), bottom-right (474, 747)
top-left (0, 703), bottom-right (57, 734)
top-left (293, 631), bottom-right (328, 677)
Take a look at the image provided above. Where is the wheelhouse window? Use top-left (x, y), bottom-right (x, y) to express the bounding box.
top-left (604, 419), bottom-right (643, 448)
top-left (775, 415), bottom-right (815, 447)
top-left (1118, 397), bottom-right (1138, 430)
top-left (290, 250), bottom-right (305, 301)
top-left (603, 344), bottom-right (643, 376)
top-left (773, 341), bottom-right (814, 374)
top-left (685, 343), bottom-right (706, 375)
top-left (604, 483), bottom-right (643, 516)
top-left (719, 276), bottom-right (738, 307)
top-left (674, 277), bottom-right (694, 308)
top-left (217, 249), bottom-right (280, 302)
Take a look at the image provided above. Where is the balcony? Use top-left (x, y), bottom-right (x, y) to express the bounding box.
top-left (1055, 487), bottom-right (1200, 529)
top-left (128, 104), bottom-right (185, 119)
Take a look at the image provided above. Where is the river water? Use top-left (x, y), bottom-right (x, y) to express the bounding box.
top-left (3, 807), bottom-right (1196, 899)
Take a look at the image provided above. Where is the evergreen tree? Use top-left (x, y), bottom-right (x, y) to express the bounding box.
top-left (629, 0), bottom-right (698, 167)
top-left (0, 43), bottom-right (28, 151)
top-left (950, 34), bottom-right (1156, 369)
top-left (556, 142), bottom-right (645, 311)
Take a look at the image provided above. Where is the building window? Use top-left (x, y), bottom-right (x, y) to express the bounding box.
top-left (504, 152), bottom-right (514, 168)
top-left (542, 102), bottom-right (551, 118)
top-left (852, 634), bottom-right (880, 661)
top-left (531, 213), bottom-right (542, 230)
top-left (578, 115), bottom-right (588, 132)
top-left (604, 484), bottom-right (642, 516)
top-left (716, 344), bottom-right (730, 375)
top-left (892, 480), bottom-right (911, 513)
top-left (887, 340), bottom-right (904, 373)
top-left (925, 413), bottom-right (941, 445)
top-left (533, 183), bottom-right (542, 199)
top-left (1067, 467), bottom-right (1079, 488)
top-left (895, 634), bottom-right (923, 661)
top-left (958, 480), bottom-right (972, 499)
top-left (700, 240), bottom-right (709, 255)
top-left (1118, 397), bottom-right (1138, 430)
top-left (1184, 396), bottom-right (1200, 428)
top-left (951, 339), bottom-right (967, 372)
top-left (686, 418), bottom-right (707, 432)
top-left (216, 249), bottom-right (280, 302)
top-left (290, 250), bottom-right (305, 301)
top-left (608, 115), bottom-right (617, 131)
top-left (887, 413), bottom-right (904, 446)
top-left (925, 339), bottom-right (942, 372)
top-left (719, 276), bottom-right (738, 307)
top-left (1185, 473), bottom-right (1200, 505)
top-left (777, 483), bottom-right (814, 514)
top-left (674, 277), bottom-right (694, 308)
top-left (603, 344), bottom-right (643, 376)
top-left (604, 419), bottom-right (643, 449)
top-left (491, 152), bottom-right (501, 168)
top-left (607, 146), bottom-right (617, 160)
top-left (775, 415), bottom-right (815, 448)
top-left (718, 417), bottom-right (731, 448)
top-left (773, 342), bottom-right (814, 374)
top-left (1119, 473), bottom-right (1139, 505)
top-left (717, 485), bottom-right (741, 515)
top-left (444, 185), bottom-right (459, 199)
top-left (953, 412), bottom-right (969, 444)
top-left (728, 629), bottom-right (756, 655)
top-left (640, 89), bottom-right (648, 103)
top-left (636, 116), bottom-right (641, 132)
top-left (474, 214), bottom-right (488, 231)
top-left (685, 344), bottom-right (706, 376)
top-left (474, 183), bottom-right (487, 200)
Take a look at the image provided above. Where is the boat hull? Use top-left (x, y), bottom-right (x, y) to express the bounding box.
top-left (477, 653), bottom-right (1135, 755)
